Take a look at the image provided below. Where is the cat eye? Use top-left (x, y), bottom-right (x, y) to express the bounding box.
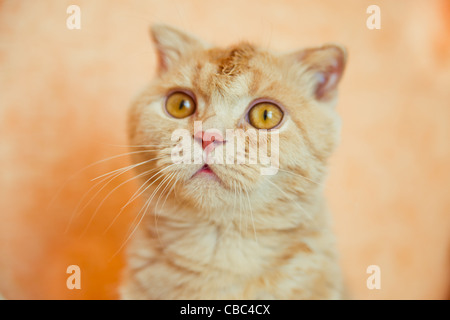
top-left (165, 91), bottom-right (196, 119)
top-left (247, 102), bottom-right (283, 129)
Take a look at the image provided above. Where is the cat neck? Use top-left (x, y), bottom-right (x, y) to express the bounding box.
top-left (149, 188), bottom-right (328, 233)
top-left (133, 192), bottom-right (330, 275)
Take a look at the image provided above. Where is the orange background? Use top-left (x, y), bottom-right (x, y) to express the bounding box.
top-left (0, 0), bottom-right (449, 299)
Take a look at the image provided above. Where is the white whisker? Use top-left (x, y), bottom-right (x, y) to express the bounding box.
top-left (103, 164), bottom-right (177, 235)
top-left (48, 149), bottom-right (170, 217)
top-left (124, 163), bottom-right (177, 206)
top-left (276, 168), bottom-right (320, 185)
top-left (243, 185), bottom-right (257, 243)
top-left (264, 178), bottom-right (312, 220)
top-left (80, 166), bottom-right (161, 237)
top-left (108, 171), bottom-right (170, 262)
top-left (65, 166), bottom-right (127, 234)
top-left (90, 155), bottom-right (167, 181)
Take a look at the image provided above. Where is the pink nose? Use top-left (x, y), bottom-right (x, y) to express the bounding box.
top-left (194, 130), bottom-right (224, 150)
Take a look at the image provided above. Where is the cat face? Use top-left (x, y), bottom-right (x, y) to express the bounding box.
top-left (128, 25), bottom-right (346, 222)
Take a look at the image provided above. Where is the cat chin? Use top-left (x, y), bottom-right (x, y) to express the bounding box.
top-left (172, 180), bottom-right (237, 212)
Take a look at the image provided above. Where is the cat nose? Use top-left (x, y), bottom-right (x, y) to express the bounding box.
top-left (194, 130), bottom-right (225, 150)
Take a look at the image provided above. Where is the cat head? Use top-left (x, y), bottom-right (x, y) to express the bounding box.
top-left (128, 24), bottom-right (346, 224)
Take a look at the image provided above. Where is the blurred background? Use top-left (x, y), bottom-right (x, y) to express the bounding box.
top-left (0, 0), bottom-right (449, 299)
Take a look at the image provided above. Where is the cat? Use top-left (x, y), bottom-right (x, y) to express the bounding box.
top-left (120, 24), bottom-right (347, 299)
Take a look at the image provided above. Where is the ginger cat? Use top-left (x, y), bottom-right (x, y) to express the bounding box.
top-left (2, 1), bottom-right (450, 300)
top-left (120, 24), bottom-right (347, 299)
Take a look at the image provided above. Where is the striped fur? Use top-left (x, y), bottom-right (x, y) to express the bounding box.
top-left (121, 24), bottom-right (347, 299)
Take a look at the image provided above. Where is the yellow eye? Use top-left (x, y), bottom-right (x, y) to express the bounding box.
top-left (165, 91), bottom-right (196, 119)
top-left (248, 102), bottom-right (283, 129)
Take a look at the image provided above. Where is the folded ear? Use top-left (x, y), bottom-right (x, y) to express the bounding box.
top-left (150, 24), bottom-right (208, 74)
top-left (287, 44), bottom-right (347, 102)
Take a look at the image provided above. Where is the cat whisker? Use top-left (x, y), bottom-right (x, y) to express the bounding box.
top-left (154, 171), bottom-right (177, 214)
top-left (80, 150), bottom-right (167, 170)
top-left (237, 181), bottom-right (244, 241)
top-left (160, 170), bottom-right (181, 212)
top-left (124, 172), bottom-right (166, 235)
top-left (90, 156), bottom-right (166, 182)
top-left (103, 164), bottom-right (177, 235)
top-left (80, 166), bottom-right (163, 238)
top-left (127, 166), bottom-right (176, 233)
top-left (159, 171), bottom-right (181, 213)
top-left (108, 170), bottom-right (172, 262)
top-left (232, 180), bottom-right (240, 243)
top-left (154, 171), bottom-right (179, 240)
top-left (243, 184), bottom-right (257, 243)
top-left (66, 155), bottom-right (167, 234)
top-left (65, 165), bottom-right (129, 234)
top-left (101, 168), bottom-right (158, 235)
top-left (47, 150), bottom-right (167, 216)
top-left (276, 168), bottom-right (321, 186)
top-left (264, 178), bottom-right (312, 221)
top-left (67, 158), bottom-right (152, 234)
top-left (123, 163), bottom-right (177, 207)
top-left (102, 143), bottom-right (175, 149)
top-left (135, 170), bottom-right (175, 248)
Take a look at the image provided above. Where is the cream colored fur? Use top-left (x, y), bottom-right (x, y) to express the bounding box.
top-left (120, 25), bottom-right (347, 299)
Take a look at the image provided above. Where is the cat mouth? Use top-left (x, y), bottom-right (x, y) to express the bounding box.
top-left (192, 164), bottom-right (220, 181)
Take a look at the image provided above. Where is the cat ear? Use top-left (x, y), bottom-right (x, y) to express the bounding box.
top-left (288, 44), bottom-right (347, 102)
top-left (150, 24), bottom-right (208, 74)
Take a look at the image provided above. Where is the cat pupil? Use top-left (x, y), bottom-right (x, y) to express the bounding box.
top-left (179, 100), bottom-right (186, 110)
top-left (263, 109), bottom-right (273, 121)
